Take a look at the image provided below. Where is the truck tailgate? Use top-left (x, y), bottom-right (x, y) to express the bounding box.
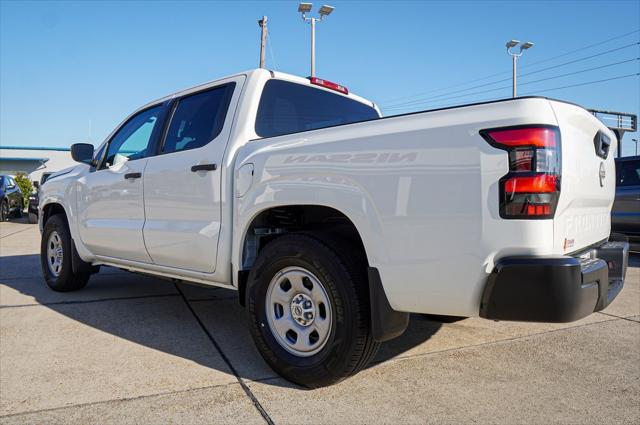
top-left (550, 100), bottom-right (617, 254)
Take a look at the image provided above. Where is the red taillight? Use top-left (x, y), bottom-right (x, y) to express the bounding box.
top-left (503, 175), bottom-right (558, 193)
top-left (481, 126), bottom-right (561, 219)
top-left (487, 127), bottom-right (557, 148)
top-left (309, 77), bottom-right (349, 94)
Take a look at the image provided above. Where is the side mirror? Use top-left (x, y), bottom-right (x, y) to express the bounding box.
top-left (33, 181), bottom-right (40, 189)
top-left (70, 143), bottom-right (94, 165)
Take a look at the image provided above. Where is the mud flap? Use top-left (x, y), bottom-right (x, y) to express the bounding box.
top-left (368, 267), bottom-right (409, 342)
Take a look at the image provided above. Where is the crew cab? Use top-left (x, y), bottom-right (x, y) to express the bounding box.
top-left (38, 69), bottom-right (629, 387)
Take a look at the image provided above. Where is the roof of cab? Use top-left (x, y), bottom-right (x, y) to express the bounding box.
top-left (140, 68), bottom-right (377, 112)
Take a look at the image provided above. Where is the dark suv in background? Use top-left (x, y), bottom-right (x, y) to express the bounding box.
top-left (27, 172), bottom-right (53, 224)
top-left (0, 174), bottom-right (24, 221)
top-left (612, 155), bottom-right (640, 250)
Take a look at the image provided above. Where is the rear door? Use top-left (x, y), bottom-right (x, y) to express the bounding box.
top-left (142, 76), bottom-right (242, 273)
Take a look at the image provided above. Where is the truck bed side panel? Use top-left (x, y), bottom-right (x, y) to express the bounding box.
top-left (236, 98), bottom-right (560, 317)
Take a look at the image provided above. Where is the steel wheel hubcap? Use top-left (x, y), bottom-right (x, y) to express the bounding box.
top-left (47, 231), bottom-right (63, 277)
top-left (265, 267), bottom-right (332, 357)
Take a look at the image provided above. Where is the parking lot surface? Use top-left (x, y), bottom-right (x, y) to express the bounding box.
top-left (1, 218), bottom-right (639, 424)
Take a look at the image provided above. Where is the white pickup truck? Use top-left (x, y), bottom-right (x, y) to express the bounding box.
top-left (39, 68), bottom-right (629, 387)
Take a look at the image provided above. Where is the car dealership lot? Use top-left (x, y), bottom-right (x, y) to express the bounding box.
top-left (1, 219), bottom-right (638, 424)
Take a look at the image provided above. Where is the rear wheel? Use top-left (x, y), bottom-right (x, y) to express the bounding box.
top-left (246, 233), bottom-right (380, 388)
top-left (41, 214), bottom-right (90, 292)
top-left (0, 200), bottom-right (8, 221)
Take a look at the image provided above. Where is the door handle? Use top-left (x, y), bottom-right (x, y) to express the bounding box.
top-left (124, 172), bottom-right (142, 180)
top-left (191, 163), bottom-right (217, 172)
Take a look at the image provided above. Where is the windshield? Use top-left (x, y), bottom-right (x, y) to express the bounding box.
top-left (255, 79), bottom-right (379, 138)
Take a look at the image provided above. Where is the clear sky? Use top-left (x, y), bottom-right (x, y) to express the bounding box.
top-left (1, 0), bottom-right (639, 155)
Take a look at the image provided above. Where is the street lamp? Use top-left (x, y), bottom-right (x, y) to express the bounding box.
top-left (298, 3), bottom-right (334, 77)
top-left (506, 39), bottom-right (534, 98)
top-left (632, 138), bottom-right (639, 156)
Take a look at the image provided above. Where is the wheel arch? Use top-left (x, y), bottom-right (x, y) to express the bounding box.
top-left (236, 204), bottom-right (372, 306)
top-left (237, 203), bottom-right (408, 343)
top-left (41, 201), bottom-right (68, 225)
top-left (238, 204), bottom-right (370, 272)
top-left (40, 199), bottom-right (94, 264)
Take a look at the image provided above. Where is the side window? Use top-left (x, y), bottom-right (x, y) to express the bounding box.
top-left (162, 83), bottom-right (235, 154)
top-left (103, 105), bottom-right (162, 168)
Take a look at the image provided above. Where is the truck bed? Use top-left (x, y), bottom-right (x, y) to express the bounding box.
top-left (235, 96), bottom-right (617, 317)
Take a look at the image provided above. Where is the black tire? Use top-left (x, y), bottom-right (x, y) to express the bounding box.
top-left (0, 199), bottom-right (8, 221)
top-left (14, 200), bottom-right (23, 218)
top-left (28, 212), bottom-right (38, 224)
top-left (246, 233), bottom-right (380, 388)
top-left (41, 214), bottom-right (90, 292)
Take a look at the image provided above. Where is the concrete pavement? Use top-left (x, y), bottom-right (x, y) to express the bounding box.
top-left (1, 218), bottom-right (638, 424)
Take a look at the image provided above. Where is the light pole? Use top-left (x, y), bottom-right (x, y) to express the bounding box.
top-left (632, 138), bottom-right (639, 156)
top-left (258, 16), bottom-right (268, 69)
top-left (298, 3), bottom-right (334, 77)
top-left (506, 40), bottom-right (534, 98)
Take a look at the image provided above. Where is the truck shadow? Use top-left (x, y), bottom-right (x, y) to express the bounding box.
top-left (0, 253), bottom-right (443, 388)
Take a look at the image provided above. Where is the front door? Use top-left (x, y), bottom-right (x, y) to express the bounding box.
top-left (142, 77), bottom-right (241, 273)
top-left (76, 104), bottom-right (165, 263)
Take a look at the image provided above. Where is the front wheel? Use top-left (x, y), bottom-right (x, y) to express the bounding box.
top-left (41, 214), bottom-right (90, 292)
top-left (0, 200), bottom-right (8, 221)
top-left (246, 234), bottom-right (380, 388)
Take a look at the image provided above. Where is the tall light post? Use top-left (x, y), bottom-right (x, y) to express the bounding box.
top-left (298, 3), bottom-right (334, 77)
top-left (506, 40), bottom-right (534, 98)
top-left (632, 138), bottom-right (639, 156)
top-left (258, 16), bottom-right (268, 69)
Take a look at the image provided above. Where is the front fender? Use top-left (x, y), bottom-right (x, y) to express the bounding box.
top-left (39, 165), bottom-right (94, 262)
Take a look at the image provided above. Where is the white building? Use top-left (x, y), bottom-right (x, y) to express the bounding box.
top-left (0, 146), bottom-right (77, 183)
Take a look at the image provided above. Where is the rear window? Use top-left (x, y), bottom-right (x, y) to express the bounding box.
top-left (162, 83), bottom-right (235, 154)
top-left (616, 158), bottom-right (640, 187)
top-left (255, 79), bottom-right (379, 138)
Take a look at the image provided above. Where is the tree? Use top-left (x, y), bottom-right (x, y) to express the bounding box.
top-left (14, 173), bottom-right (33, 209)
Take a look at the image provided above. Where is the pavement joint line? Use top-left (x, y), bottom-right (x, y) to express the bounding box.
top-left (174, 282), bottom-right (276, 425)
top-left (0, 276), bottom-right (43, 281)
top-left (0, 292), bottom-right (180, 309)
top-left (597, 311), bottom-right (640, 323)
top-left (0, 381), bottom-right (241, 419)
top-left (0, 226), bottom-right (34, 239)
top-left (0, 271), bottom-right (152, 281)
top-left (370, 314), bottom-right (625, 367)
top-left (0, 374), bottom-right (283, 419)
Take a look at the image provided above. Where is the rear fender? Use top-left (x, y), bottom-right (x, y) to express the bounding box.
top-left (234, 172), bottom-right (387, 276)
